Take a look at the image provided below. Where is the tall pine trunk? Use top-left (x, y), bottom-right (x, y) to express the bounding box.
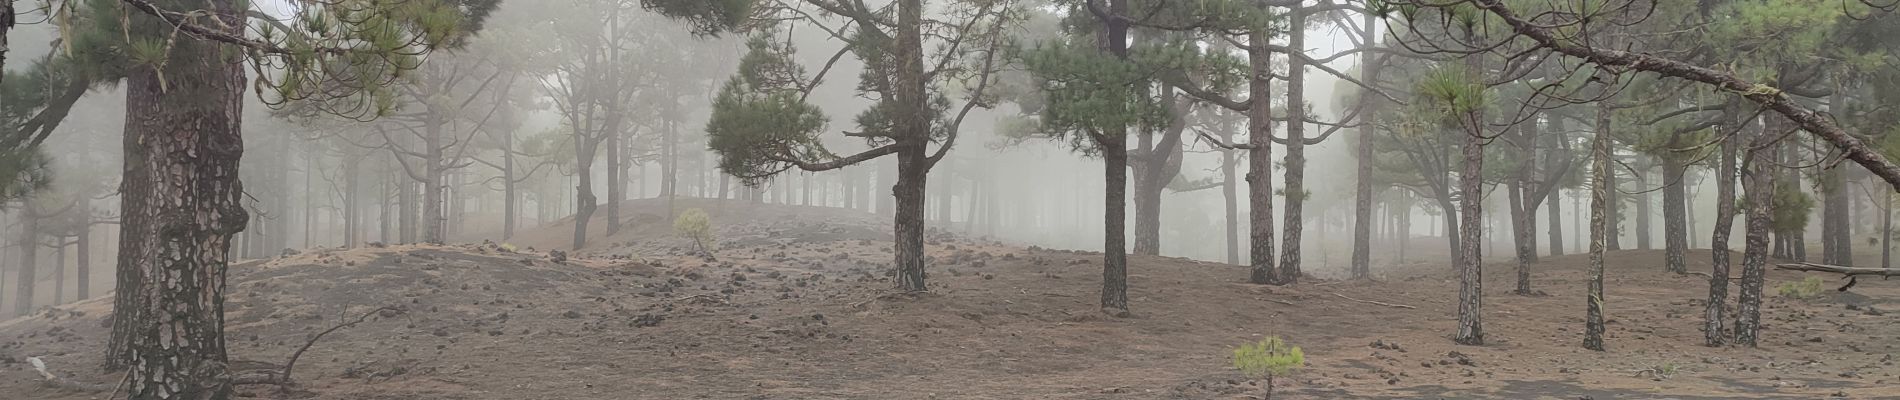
top-left (1245, 30), bottom-right (1276, 285)
top-left (422, 120), bottom-right (445, 244)
top-left (13, 210), bottom-right (35, 316)
top-left (1663, 157), bottom-right (1689, 273)
top-left (1277, 7), bottom-right (1307, 284)
top-left (1705, 110), bottom-right (1741, 347)
top-left (76, 220), bottom-right (90, 300)
top-left (1095, 0), bottom-right (1131, 314)
top-left (1101, 132), bottom-right (1130, 314)
top-left (606, 126), bottom-right (623, 236)
top-left (500, 127), bottom-right (517, 240)
top-left (1224, 123), bottom-right (1241, 265)
top-left (1735, 115), bottom-right (1780, 347)
top-left (108, 5), bottom-right (250, 396)
top-left (572, 137), bottom-right (600, 250)
top-left (1453, 32), bottom-right (1485, 345)
top-left (1546, 117), bottom-right (1567, 256)
top-left (1349, 12), bottom-right (1379, 278)
top-left (1636, 162), bottom-right (1653, 250)
top-left (1584, 107), bottom-right (1612, 351)
top-left (892, 146), bottom-right (929, 291)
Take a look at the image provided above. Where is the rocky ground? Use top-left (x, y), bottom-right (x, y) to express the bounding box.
top-left (3, 199), bottom-right (1898, 399)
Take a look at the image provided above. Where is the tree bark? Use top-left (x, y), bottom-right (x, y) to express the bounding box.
top-left (1663, 157), bottom-right (1689, 273)
top-left (1585, 107), bottom-right (1611, 351)
top-left (1636, 161), bottom-right (1653, 250)
top-left (109, 5), bottom-right (250, 396)
top-left (1093, 0), bottom-right (1131, 315)
top-left (572, 136), bottom-right (600, 250)
top-left (500, 127), bottom-right (517, 240)
top-left (1245, 30), bottom-right (1277, 285)
top-left (1101, 130), bottom-right (1130, 314)
top-left (421, 120), bottom-right (445, 244)
top-left (1349, 11), bottom-right (1379, 278)
top-left (892, 146), bottom-right (928, 291)
top-left (76, 219), bottom-right (90, 300)
top-left (1276, 7), bottom-right (1308, 285)
top-left (1706, 114), bottom-right (1740, 346)
top-left (1130, 88), bottom-right (1183, 257)
top-left (1224, 121), bottom-right (1241, 266)
top-left (1821, 161), bottom-right (1850, 266)
top-left (605, 122), bottom-right (623, 236)
top-left (1547, 117), bottom-right (1567, 256)
top-left (1735, 115), bottom-right (1781, 347)
top-left (14, 210), bottom-right (36, 316)
top-left (1510, 181), bottom-right (1533, 295)
top-left (1453, 28), bottom-right (1486, 345)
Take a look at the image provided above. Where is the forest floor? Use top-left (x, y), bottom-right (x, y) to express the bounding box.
top-left (4, 198), bottom-right (1899, 399)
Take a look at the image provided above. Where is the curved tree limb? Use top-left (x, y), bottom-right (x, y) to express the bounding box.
top-left (1459, 0), bottom-right (1900, 190)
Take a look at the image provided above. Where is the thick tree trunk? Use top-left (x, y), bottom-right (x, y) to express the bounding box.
top-left (1706, 113), bottom-right (1740, 347)
top-left (1224, 126), bottom-right (1241, 265)
top-left (398, 166), bottom-right (417, 243)
top-left (1584, 108), bottom-right (1612, 351)
top-left (1453, 35), bottom-right (1486, 345)
top-left (14, 211), bottom-right (35, 316)
top-left (1636, 162), bottom-right (1653, 250)
top-left (892, 147), bottom-right (928, 291)
top-left (109, 6), bottom-right (250, 396)
top-left (1349, 9), bottom-right (1378, 279)
top-left (77, 219), bottom-right (91, 300)
top-left (1097, 0), bottom-right (1131, 313)
top-left (1277, 8), bottom-right (1308, 285)
top-left (422, 121), bottom-right (445, 244)
top-left (1547, 117), bottom-right (1567, 256)
top-left (54, 240), bottom-right (65, 304)
top-left (1101, 132), bottom-right (1130, 314)
top-left (1245, 30), bottom-right (1276, 285)
top-left (1132, 143), bottom-right (1163, 256)
top-left (1663, 158), bottom-right (1689, 273)
top-left (572, 138), bottom-right (600, 250)
top-left (1454, 120), bottom-right (1486, 345)
top-left (606, 126), bottom-right (623, 236)
top-left (1510, 182), bottom-right (1533, 295)
top-left (1822, 165), bottom-right (1850, 266)
top-left (344, 156), bottom-right (360, 247)
top-left (1735, 116), bottom-right (1781, 347)
top-left (501, 128), bottom-right (517, 240)
top-left (665, 119), bottom-right (679, 217)
top-left (1607, 166), bottom-right (1621, 251)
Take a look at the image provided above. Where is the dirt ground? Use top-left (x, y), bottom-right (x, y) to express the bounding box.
top-left (4, 199), bottom-right (1898, 399)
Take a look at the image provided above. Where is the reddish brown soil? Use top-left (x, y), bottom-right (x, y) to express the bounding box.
top-left (3, 200), bottom-right (1897, 399)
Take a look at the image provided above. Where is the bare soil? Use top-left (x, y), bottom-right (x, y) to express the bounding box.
top-left (4, 199), bottom-right (1897, 399)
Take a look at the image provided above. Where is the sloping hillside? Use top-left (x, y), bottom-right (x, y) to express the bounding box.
top-left (3, 205), bottom-right (1898, 399)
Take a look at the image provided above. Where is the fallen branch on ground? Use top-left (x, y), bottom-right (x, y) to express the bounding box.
top-left (1775, 263), bottom-right (1898, 291)
top-left (1775, 262), bottom-right (1900, 278)
top-left (1333, 293), bottom-right (1417, 309)
top-left (247, 306), bottom-right (399, 390)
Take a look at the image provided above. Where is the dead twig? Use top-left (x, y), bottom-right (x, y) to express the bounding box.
top-left (266, 306), bottom-right (400, 389)
top-left (1333, 293), bottom-right (1417, 309)
top-left (1775, 262), bottom-right (1900, 278)
top-left (107, 370), bottom-right (130, 399)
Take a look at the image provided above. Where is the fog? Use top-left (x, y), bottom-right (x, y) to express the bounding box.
top-left (5, 0), bottom-right (1899, 398)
